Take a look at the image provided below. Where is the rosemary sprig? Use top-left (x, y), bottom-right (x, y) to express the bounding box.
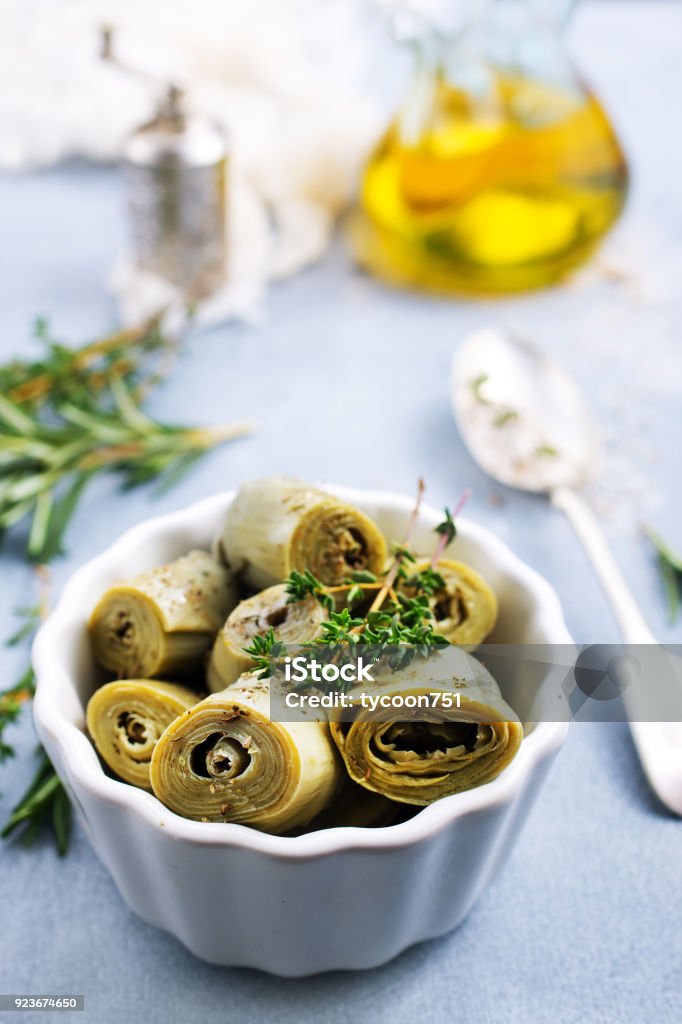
top-left (1, 592), bottom-right (72, 852)
top-left (0, 570), bottom-right (49, 772)
top-left (0, 318), bottom-right (253, 561)
top-left (1, 750), bottom-right (71, 856)
top-left (0, 380), bottom-right (252, 562)
top-left (1, 317), bottom-right (254, 854)
top-left (644, 526), bottom-right (682, 624)
top-left (2, 316), bottom-right (167, 406)
top-left (1, 595), bottom-right (44, 767)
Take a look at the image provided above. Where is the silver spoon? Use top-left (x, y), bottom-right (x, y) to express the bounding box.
top-left (451, 327), bottom-right (682, 815)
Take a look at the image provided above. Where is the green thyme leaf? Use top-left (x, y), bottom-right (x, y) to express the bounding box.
top-left (435, 508), bottom-right (457, 546)
top-left (344, 570), bottom-right (378, 584)
top-left (243, 628), bottom-right (287, 678)
top-left (405, 567), bottom-right (446, 597)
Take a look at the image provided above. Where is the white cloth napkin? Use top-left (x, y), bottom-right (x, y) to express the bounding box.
top-left (0, 0), bottom-right (385, 325)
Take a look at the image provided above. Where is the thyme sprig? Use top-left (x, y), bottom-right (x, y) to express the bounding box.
top-left (285, 570), bottom-right (334, 612)
top-left (243, 628), bottom-right (287, 679)
top-left (404, 566), bottom-right (446, 597)
top-left (247, 481), bottom-right (465, 683)
top-left (432, 490), bottom-right (470, 564)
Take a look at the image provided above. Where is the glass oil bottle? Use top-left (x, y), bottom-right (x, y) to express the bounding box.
top-left (348, 1), bottom-right (628, 294)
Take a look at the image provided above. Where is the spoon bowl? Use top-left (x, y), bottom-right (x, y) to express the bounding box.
top-left (451, 327), bottom-right (599, 492)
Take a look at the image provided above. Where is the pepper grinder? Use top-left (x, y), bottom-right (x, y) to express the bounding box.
top-left (101, 26), bottom-right (228, 300)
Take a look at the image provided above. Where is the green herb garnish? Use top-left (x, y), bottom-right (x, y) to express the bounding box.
top-left (1, 750), bottom-right (71, 856)
top-left (434, 508), bottom-right (457, 547)
top-left (644, 526), bottom-right (682, 624)
top-left (345, 584), bottom-right (364, 607)
top-left (317, 608), bottom-right (365, 645)
top-left (243, 628), bottom-right (287, 678)
top-left (285, 569), bottom-right (334, 612)
top-left (344, 570), bottom-right (378, 584)
top-left (1, 602), bottom-right (41, 767)
top-left (404, 566), bottom-right (446, 597)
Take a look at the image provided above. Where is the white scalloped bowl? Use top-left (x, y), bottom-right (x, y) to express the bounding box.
top-left (33, 486), bottom-right (571, 976)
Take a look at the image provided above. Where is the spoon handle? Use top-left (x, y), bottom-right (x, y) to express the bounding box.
top-left (551, 487), bottom-right (682, 815)
top-left (551, 486), bottom-right (655, 644)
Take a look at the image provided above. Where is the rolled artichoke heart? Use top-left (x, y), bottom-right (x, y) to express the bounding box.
top-left (329, 650), bottom-right (522, 805)
top-left (208, 583), bottom-right (328, 692)
top-left (88, 549), bottom-right (237, 678)
top-left (86, 679), bottom-right (200, 789)
top-left (401, 557), bottom-right (498, 646)
top-left (218, 477), bottom-right (388, 589)
top-left (150, 673), bottom-right (342, 833)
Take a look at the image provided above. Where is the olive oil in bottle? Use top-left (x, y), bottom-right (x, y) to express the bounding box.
top-left (349, 42), bottom-right (628, 294)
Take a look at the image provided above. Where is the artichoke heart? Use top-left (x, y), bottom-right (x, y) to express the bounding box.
top-left (402, 557), bottom-right (498, 646)
top-left (86, 679), bottom-right (199, 789)
top-left (208, 583), bottom-right (328, 692)
top-left (150, 673), bottom-right (342, 833)
top-left (89, 549), bottom-right (237, 678)
top-left (329, 654), bottom-right (522, 805)
top-left (219, 477), bottom-right (388, 590)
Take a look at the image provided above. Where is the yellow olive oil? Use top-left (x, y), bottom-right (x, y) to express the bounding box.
top-left (348, 74), bottom-right (628, 294)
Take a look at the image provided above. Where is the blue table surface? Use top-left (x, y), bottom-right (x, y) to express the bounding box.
top-left (1, 3), bottom-right (681, 1022)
